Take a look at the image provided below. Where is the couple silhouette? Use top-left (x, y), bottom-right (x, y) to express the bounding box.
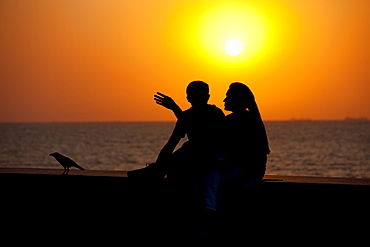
top-left (128, 81), bottom-right (270, 214)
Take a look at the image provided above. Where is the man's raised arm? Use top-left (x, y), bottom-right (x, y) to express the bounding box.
top-left (154, 92), bottom-right (183, 120)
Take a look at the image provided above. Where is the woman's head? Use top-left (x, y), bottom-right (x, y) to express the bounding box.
top-left (224, 82), bottom-right (255, 112)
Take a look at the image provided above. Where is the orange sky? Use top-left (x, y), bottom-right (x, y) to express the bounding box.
top-left (0, 0), bottom-right (369, 122)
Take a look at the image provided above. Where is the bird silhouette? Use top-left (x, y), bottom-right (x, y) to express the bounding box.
top-left (50, 152), bottom-right (85, 175)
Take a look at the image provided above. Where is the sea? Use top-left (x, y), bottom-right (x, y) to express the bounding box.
top-left (0, 121), bottom-right (369, 178)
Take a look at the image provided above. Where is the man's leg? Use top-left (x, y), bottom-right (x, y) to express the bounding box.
top-left (204, 169), bottom-right (221, 212)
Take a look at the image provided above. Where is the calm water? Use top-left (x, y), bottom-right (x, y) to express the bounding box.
top-left (0, 121), bottom-right (369, 178)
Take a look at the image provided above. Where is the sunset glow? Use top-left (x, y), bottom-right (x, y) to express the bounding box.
top-left (192, 2), bottom-right (268, 64)
top-left (0, 0), bottom-right (369, 122)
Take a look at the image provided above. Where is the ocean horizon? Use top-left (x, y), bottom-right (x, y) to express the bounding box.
top-left (0, 118), bottom-right (367, 123)
top-left (0, 120), bottom-right (369, 178)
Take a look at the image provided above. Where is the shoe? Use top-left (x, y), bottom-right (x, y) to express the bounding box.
top-left (127, 163), bottom-right (165, 179)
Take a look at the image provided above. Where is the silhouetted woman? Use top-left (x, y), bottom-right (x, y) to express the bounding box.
top-left (221, 82), bottom-right (270, 186)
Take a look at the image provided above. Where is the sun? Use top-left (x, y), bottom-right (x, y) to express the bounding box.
top-left (192, 2), bottom-right (269, 65)
top-left (167, 2), bottom-right (270, 66)
top-left (225, 39), bottom-right (243, 56)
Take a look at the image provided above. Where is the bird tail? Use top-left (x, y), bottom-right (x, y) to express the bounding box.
top-left (74, 164), bottom-right (86, 171)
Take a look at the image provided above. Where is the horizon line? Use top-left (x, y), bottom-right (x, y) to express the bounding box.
top-left (0, 118), bottom-right (367, 124)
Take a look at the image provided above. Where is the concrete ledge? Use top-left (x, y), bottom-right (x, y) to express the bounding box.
top-left (1, 168), bottom-right (369, 244)
top-left (1, 167), bottom-right (370, 185)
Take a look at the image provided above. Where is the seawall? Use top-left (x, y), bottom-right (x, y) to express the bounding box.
top-left (1, 168), bottom-right (369, 244)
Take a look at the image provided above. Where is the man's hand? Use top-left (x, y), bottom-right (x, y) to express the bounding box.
top-left (154, 92), bottom-right (183, 120)
top-left (154, 92), bottom-right (177, 110)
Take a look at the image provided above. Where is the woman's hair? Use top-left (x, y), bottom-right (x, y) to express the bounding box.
top-left (229, 82), bottom-right (254, 101)
top-left (229, 82), bottom-right (260, 119)
top-left (229, 82), bottom-right (270, 154)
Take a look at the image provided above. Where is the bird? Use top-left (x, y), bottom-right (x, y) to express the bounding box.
top-left (49, 152), bottom-right (85, 175)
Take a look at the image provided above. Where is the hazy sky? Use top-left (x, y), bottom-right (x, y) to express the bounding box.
top-left (0, 0), bottom-right (369, 122)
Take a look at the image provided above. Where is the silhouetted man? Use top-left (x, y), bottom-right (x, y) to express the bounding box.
top-left (128, 81), bottom-right (225, 179)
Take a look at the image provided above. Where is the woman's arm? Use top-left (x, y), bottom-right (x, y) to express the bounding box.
top-left (154, 92), bottom-right (183, 120)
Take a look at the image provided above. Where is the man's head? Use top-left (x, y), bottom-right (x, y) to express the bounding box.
top-left (186, 81), bottom-right (210, 106)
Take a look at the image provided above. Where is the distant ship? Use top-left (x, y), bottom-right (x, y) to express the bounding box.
top-left (290, 118), bottom-right (312, 121)
top-left (344, 117), bottom-right (368, 121)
